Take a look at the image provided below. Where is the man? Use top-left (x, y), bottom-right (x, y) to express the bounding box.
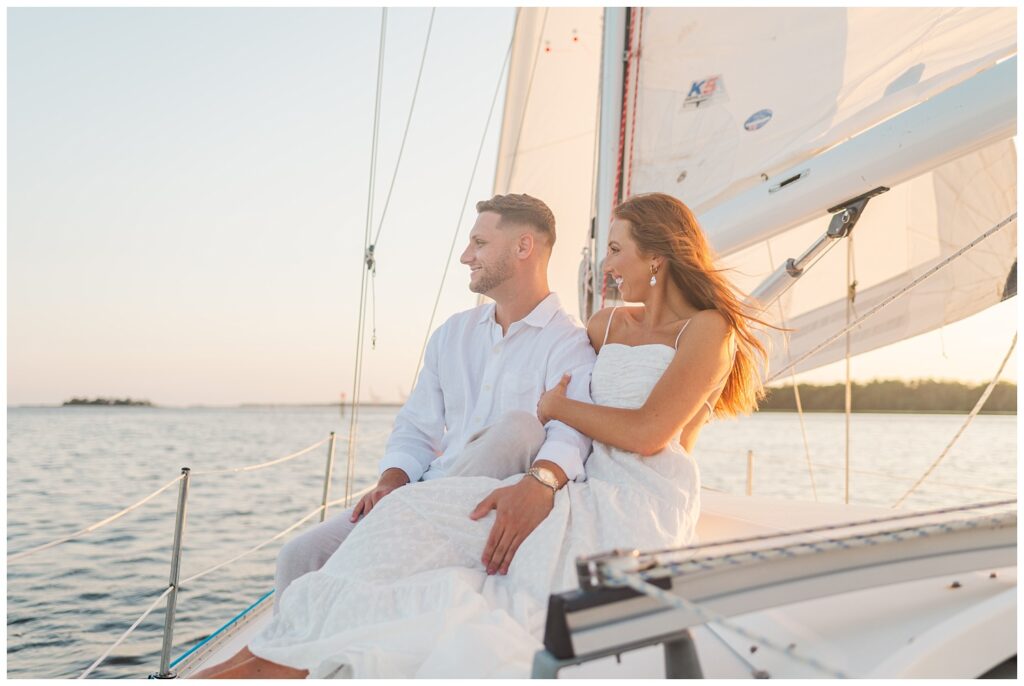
top-left (275, 193), bottom-right (596, 600)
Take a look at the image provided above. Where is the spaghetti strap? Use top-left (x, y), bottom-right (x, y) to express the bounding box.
top-left (672, 318), bottom-right (692, 350)
top-left (704, 332), bottom-right (737, 422)
top-left (602, 307), bottom-right (619, 347)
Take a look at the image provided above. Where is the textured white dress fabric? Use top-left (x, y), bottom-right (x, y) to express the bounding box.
top-left (250, 344), bottom-right (701, 678)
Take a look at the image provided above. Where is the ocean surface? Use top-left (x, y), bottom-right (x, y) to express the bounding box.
top-left (6, 405), bottom-right (1017, 678)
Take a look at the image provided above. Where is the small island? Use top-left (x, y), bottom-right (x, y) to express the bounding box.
top-left (62, 397), bottom-right (154, 407)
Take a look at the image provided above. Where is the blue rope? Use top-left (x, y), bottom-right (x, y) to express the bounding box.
top-left (169, 589), bottom-right (274, 669)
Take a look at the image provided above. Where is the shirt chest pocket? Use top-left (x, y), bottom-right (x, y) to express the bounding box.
top-left (499, 371), bottom-right (541, 413)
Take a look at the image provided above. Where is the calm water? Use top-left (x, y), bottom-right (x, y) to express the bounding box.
top-left (6, 406), bottom-right (1017, 678)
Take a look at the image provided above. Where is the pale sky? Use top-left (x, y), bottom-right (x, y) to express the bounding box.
top-left (7, 8), bottom-right (1018, 406)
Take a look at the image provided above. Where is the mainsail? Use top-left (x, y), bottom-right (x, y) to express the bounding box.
top-left (627, 7), bottom-right (1016, 215)
top-left (597, 7), bottom-right (1017, 376)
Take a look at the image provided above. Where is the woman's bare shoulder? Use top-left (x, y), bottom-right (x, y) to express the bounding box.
top-left (586, 307), bottom-right (615, 349)
top-left (682, 309), bottom-right (732, 347)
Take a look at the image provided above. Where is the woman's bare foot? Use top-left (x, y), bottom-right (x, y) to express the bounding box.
top-left (192, 646), bottom-right (255, 678)
top-left (205, 656), bottom-right (308, 679)
top-left (191, 651), bottom-right (303, 683)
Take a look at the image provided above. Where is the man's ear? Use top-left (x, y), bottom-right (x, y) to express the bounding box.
top-left (516, 232), bottom-right (535, 259)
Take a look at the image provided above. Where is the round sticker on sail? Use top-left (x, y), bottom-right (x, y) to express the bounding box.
top-left (744, 109), bottom-right (773, 131)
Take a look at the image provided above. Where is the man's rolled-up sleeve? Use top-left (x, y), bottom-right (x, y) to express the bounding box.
top-left (378, 328), bottom-right (446, 483)
top-left (535, 329), bottom-right (596, 482)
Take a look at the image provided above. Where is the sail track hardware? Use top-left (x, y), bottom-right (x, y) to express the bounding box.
top-left (547, 503), bottom-right (1015, 678)
top-left (750, 187), bottom-right (888, 306)
top-left (768, 168), bottom-right (811, 194)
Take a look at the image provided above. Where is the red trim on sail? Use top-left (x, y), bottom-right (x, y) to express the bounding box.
top-left (625, 8), bottom-right (644, 199)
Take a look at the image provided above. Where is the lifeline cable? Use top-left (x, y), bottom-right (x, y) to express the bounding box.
top-left (8, 475), bottom-right (183, 563)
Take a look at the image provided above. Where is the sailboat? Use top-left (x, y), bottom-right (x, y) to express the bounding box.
top-left (171, 7), bottom-right (1016, 678)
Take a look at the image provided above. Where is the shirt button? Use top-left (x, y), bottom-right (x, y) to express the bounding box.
top-left (484, 384), bottom-right (492, 391)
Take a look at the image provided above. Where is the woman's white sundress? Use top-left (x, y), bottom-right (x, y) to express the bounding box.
top-left (250, 342), bottom-right (701, 678)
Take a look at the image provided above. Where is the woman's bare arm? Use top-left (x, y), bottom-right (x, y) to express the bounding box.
top-left (540, 310), bottom-right (733, 456)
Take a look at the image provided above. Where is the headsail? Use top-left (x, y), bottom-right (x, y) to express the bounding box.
top-left (492, 8), bottom-right (603, 320)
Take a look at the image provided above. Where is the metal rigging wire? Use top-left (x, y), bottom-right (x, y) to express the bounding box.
top-left (344, 8), bottom-right (388, 507)
top-left (410, 30), bottom-right (515, 388)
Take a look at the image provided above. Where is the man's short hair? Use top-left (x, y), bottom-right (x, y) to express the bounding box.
top-left (475, 193), bottom-right (556, 246)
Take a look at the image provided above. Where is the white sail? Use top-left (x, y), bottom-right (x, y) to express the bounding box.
top-left (626, 7), bottom-right (1016, 214)
top-left (583, 7), bottom-right (1017, 375)
top-left (492, 7), bottom-right (603, 321)
top-left (721, 138), bottom-right (1016, 376)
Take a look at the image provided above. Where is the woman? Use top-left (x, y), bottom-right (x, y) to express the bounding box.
top-left (196, 192), bottom-right (768, 678)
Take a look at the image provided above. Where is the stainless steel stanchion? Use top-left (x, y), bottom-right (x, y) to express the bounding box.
top-left (153, 467), bottom-right (191, 679)
top-left (320, 432), bottom-right (337, 522)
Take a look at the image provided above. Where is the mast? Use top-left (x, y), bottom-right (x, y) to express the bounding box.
top-left (587, 8), bottom-right (628, 320)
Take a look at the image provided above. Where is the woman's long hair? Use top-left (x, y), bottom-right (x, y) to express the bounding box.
top-left (614, 192), bottom-right (772, 417)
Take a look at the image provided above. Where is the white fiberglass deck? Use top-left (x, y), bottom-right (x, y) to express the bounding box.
top-left (174, 492), bottom-right (1016, 678)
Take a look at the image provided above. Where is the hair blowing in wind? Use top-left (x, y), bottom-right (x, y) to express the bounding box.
top-left (613, 192), bottom-right (773, 417)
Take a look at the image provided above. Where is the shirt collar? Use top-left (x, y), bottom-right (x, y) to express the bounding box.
top-left (476, 292), bottom-right (562, 329)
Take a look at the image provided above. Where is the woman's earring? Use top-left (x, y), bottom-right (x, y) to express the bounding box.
top-left (649, 264), bottom-right (658, 287)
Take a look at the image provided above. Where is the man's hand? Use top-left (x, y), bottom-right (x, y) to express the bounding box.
top-left (351, 468), bottom-right (410, 522)
top-left (469, 477), bottom-right (555, 575)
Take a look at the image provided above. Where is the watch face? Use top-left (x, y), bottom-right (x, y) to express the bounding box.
top-left (535, 468), bottom-right (557, 486)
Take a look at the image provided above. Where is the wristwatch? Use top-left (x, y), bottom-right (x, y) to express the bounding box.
top-left (526, 466), bottom-right (560, 493)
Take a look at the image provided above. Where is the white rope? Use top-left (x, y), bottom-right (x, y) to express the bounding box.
top-left (190, 436), bottom-right (330, 476)
top-left (8, 475), bottom-right (183, 563)
top-left (608, 571), bottom-right (847, 678)
top-left (893, 332), bottom-right (1017, 508)
top-left (411, 29), bottom-right (515, 387)
top-left (78, 585), bottom-right (173, 679)
top-left (766, 212), bottom-right (1017, 384)
top-left (181, 486), bottom-right (374, 586)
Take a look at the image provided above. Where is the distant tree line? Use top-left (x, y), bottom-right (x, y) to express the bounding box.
top-left (759, 380), bottom-right (1016, 414)
top-left (63, 397), bottom-right (153, 407)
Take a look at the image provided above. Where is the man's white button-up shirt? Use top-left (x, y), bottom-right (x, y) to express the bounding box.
top-left (378, 293), bottom-right (596, 483)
